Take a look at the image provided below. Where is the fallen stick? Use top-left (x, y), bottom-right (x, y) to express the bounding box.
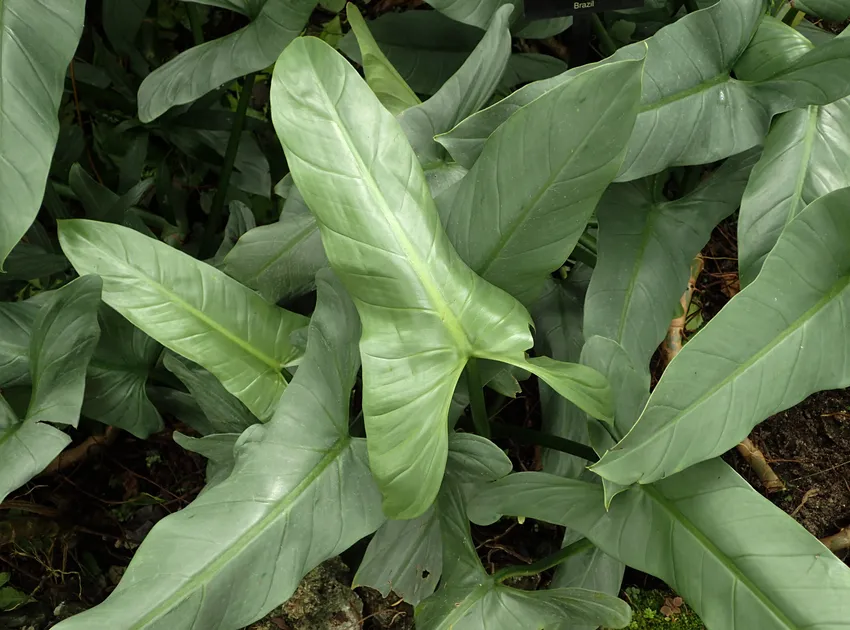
top-left (736, 438), bottom-right (785, 493)
top-left (39, 426), bottom-right (119, 476)
top-left (820, 527), bottom-right (850, 553)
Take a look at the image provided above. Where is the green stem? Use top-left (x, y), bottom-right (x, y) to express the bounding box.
top-left (200, 72), bottom-right (256, 258)
top-left (590, 15), bottom-right (617, 57)
top-left (187, 4), bottom-right (205, 46)
top-left (493, 538), bottom-right (594, 583)
top-left (466, 358), bottom-right (490, 439)
top-left (489, 422), bottom-right (599, 462)
top-left (782, 8), bottom-right (803, 25)
top-left (683, 0), bottom-right (700, 12)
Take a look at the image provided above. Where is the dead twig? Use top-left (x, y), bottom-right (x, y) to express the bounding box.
top-left (39, 426), bottom-right (120, 476)
top-left (660, 255), bottom-right (704, 367)
top-left (736, 438), bottom-right (785, 493)
top-left (820, 527), bottom-right (850, 553)
top-left (790, 488), bottom-right (819, 517)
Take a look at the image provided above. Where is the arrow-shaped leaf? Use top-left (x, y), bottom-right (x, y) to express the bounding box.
top-left (469, 458), bottom-right (850, 630)
top-left (53, 270), bottom-right (385, 630)
top-left (592, 186), bottom-right (850, 485)
top-left (59, 220), bottom-right (308, 422)
top-left (272, 37), bottom-right (613, 519)
top-left (0, 0), bottom-right (85, 267)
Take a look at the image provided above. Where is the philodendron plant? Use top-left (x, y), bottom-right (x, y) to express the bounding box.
top-left (4, 0), bottom-right (850, 627)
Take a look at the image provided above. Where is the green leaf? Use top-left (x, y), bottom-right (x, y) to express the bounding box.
top-left (795, 0), bottom-right (850, 20)
top-left (423, 0), bottom-right (519, 29)
top-left (137, 0), bottom-right (318, 122)
top-left (398, 4), bottom-right (513, 166)
top-left (354, 433), bottom-right (510, 605)
top-left (69, 164), bottom-right (157, 223)
top-left (53, 270), bottom-right (384, 630)
top-left (592, 187), bottom-right (850, 486)
top-left (0, 277), bottom-right (102, 503)
top-left (222, 187), bottom-right (328, 303)
top-left (738, 22), bottom-right (850, 285)
top-left (181, 0), bottom-right (265, 18)
top-left (469, 458), bottom-right (850, 630)
top-left (147, 386), bottom-right (217, 435)
top-left (584, 149), bottom-right (758, 373)
top-left (346, 4), bottom-right (420, 116)
top-left (0, 396), bottom-right (70, 504)
top-left (438, 58), bottom-right (644, 306)
top-left (733, 17), bottom-right (814, 83)
top-left (0, 571), bottom-right (33, 610)
top-left (272, 37), bottom-right (613, 519)
top-left (212, 201), bottom-right (256, 263)
top-left (0, 0), bottom-right (86, 268)
top-left (514, 17), bottom-right (572, 39)
top-left (416, 478), bottom-right (631, 630)
top-left (27, 276), bottom-right (103, 427)
top-left (0, 300), bottom-right (39, 388)
top-left (164, 352), bottom-right (257, 434)
top-left (83, 306), bottom-right (163, 438)
top-left (58, 220), bottom-right (309, 421)
top-left (2, 243), bottom-right (70, 281)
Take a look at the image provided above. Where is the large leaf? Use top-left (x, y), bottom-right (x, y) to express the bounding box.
top-left (221, 186), bottom-right (327, 303)
top-left (584, 149), bottom-right (758, 373)
top-left (424, 0), bottom-right (518, 29)
top-left (59, 220), bottom-right (308, 421)
top-left (398, 5), bottom-right (513, 166)
top-left (738, 26), bottom-right (850, 285)
top-left (0, 277), bottom-right (102, 503)
top-left (272, 37), bottom-right (613, 519)
top-left (416, 477), bottom-right (631, 630)
top-left (54, 270), bottom-right (385, 630)
top-left (469, 459), bottom-right (850, 630)
top-left (137, 0), bottom-right (318, 122)
top-left (439, 0), bottom-right (850, 182)
top-left (27, 276), bottom-right (103, 427)
top-left (795, 0), bottom-right (850, 20)
top-left (345, 3), bottom-right (420, 116)
top-left (438, 58), bottom-right (643, 306)
top-left (592, 187), bottom-right (850, 486)
top-left (0, 300), bottom-right (40, 388)
top-left (354, 433), bottom-right (511, 605)
top-left (163, 352), bottom-right (257, 434)
top-left (0, 0), bottom-right (86, 267)
top-left (83, 306), bottom-right (163, 438)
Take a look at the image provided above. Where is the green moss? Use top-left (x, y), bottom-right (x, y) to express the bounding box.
top-left (614, 587), bottom-right (705, 630)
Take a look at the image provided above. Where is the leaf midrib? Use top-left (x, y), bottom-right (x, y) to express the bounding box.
top-left (786, 105), bottom-right (818, 226)
top-left (314, 63), bottom-right (470, 353)
top-left (77, 229), bottom-right (289, 373)
top-left (132, 435), bottom-right (351, 628)
top-left (643, 483), bottom-right (796, 628)
top-left (640, 73), bottom-right (730, 113)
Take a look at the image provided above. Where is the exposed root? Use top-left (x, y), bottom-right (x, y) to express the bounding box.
top-left (39, 426), bottom-right (120, 476)
top-left (660, 255), bottom-right (704, 368)
top-left (820, 526), bottom-right (850, 553)
top-left (736, 438), bottom-right (785, 493)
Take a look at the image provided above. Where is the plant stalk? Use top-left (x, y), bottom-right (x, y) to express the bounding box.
top-left (736, 437), bottom-right (785, 493)
top-left (466, 358), bottom-right (491, 438)
top-left (200, 72), bottom-right (256, 258)
top-left (590, 15), bottom-right (617, 57)
top-left (187, 4), bottom-right (205, 46)
top-left (489, 422), bottom-right (599, 462)
top-left (493, 538), bottom-right (594, 582)
top-left (683, 0), bottom-right (700, 12)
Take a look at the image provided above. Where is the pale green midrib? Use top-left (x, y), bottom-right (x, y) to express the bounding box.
top-left (77, 233), bottom-right (288, 373)
top-left (132, 435), bottom-right (351, 628)
top-left (640, 73), bottom-right (730, 113)
top-left (633, 273), bottom-right (850, 456)
top-left (614, 204), bottom-right (661, 346)
top-left (785, 106), bottom-right (818, 227)
top-left (315, 69), bottom-right (470, 353)
top-left (643, 484), bottom-right (797, 628)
